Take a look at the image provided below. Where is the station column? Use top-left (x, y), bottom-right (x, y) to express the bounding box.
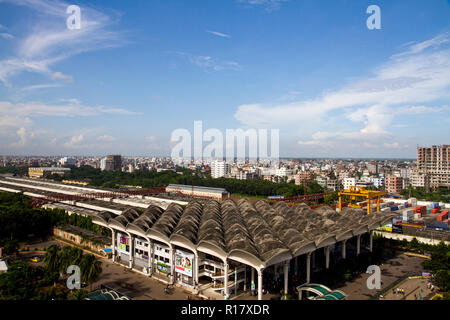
top-left (283, 261), bottom-right (289, 295)
top-left (369, 231), bottom-right (374, 252)
top-left (170, 247), bottom-right (176, 285)
top-left (257, 269), bottom-right (264, 301)
top-left (356, 235), bottom-right (361, 256)
top-left (341, 240), bottom-right (347, 259)
top-left (306, 252), bottom-right (311, 284)
top-left (128, 235), bottom-right (134, 269)
top-left (194, 252), bottom-right (199, 294)
top-left (110, 229), bottom-right (116, 262)
top-left (223, 260), bottom-right (229, 299)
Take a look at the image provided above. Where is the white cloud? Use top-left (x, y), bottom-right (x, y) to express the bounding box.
top-left (206, 30), bottom-right (231, 38)
top-left (384, 142), bottom-right (400, 149)
top-left (394, 32), bottom-right (450, 56)
top-left (59, 98), bottom-right (80, 104)
top-left (97, 135), bottom-right (116, 142)
top-left (10, 127), bottom-right (27, 147)
top-left (64, 134), bottom-right (84, 148)
top-left (237, 0), bottom-right (287, 11)
top-left (0, 0), bottom-right (125, 86)
top-left (0, 100), bottom-right (140, 149)
top-left (51, 71), bottom-right (73, 82)
top-left (235, 32), bottom-right (450, 150)
top-left (0, 100), bottom-right (140, 119)
top-left (0, 33), bottom-right (14, 39)
top-left (172, 52), bottom-right (242, 72)
top-left (21, 83), bottom-right (63, 91)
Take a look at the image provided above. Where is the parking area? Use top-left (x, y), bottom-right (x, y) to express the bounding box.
top-left (19, 239), bottom-right (200, 300)
top-left (90, 259), bottom-right (202, 300)
top-left (333, 254), bottom-right (426, 300)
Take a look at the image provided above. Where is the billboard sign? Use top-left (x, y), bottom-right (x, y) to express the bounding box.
top-left (119, 236), bottom-right (129, 253)
top-left (157, 262), bottom-right (168, 274)
top-left (175, 250), bottom-right (193, 277)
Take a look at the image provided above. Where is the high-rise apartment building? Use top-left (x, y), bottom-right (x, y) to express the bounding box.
top-left (367, 161), bottom-right (378, 174)
top-left (417, 145), bottom-right (450, 189)
top-left (211, 160), bottom-right (230, 178)
top-left (343, 177), bottom-right (356, 190)
top-left (100, 155), bottom-right (122, 171)
top-left (410, 170), bottom-right (430, 188)
top-left (385, 175), bottom-right (403, 194)
top-left (295, 171), bottom-right (314, 185)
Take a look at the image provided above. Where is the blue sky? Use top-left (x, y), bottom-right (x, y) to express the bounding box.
top-left (0, 0), bottom-right (449, 158)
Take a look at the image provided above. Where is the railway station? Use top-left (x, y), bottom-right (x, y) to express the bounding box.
top-left (0, 175), bottom-right (396, 300)
top-left (92, 199), bottom-right (394, 299)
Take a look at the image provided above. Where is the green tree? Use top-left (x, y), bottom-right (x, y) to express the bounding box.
top-left (68, 289), bottom-right (88, 300)
top-left (79, 254), bottom-right (102, 291)
top-left (434, 270), bottom-right (450, 292)
top-left (2, 239), bottom-right (19, 256)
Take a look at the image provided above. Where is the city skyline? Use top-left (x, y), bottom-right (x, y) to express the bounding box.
top-left (0, 0), bottom-right (449, 157)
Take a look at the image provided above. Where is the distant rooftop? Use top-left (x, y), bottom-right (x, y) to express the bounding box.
top-left (29, 167), bottom-right (71, 171)
top-left (167, 184), bottom-right (229, 195)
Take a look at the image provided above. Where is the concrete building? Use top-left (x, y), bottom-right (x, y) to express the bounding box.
top-left (370, 176), bottom-right (385, 189)
top-left (59, 157), bottom-right (76, 166)
top-left (101, 155), bottom-right (122, 171)
top-left (295, 172), bottom-right (314, 186)
top-left (315, 175), bottom-right (327, 189)
top-left (276, 167), bottom-right (293, 177)
top-left (166, 184), bottom-right (230, 201)
top-left (410, 170), bottom-right (430, 189)
top-left (326, 178), bottom-right (339, 191)
top-left (28, 167), bottom-right (71, 178)
top-left (211, 160), bottom-right (230, 179)
top-left (367, 161), bottom-right (378, 175)
top-left (417, 145), bottom-right (450, 189)
top-left (385, 175), bottom-right (403, 194)
top-left (343, 178), bottom-right (356, 191)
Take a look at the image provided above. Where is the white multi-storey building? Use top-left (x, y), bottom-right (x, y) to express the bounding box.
top-left (59, 157), bottom-right (76, 166)
top-left (211, 160), bottom-right (230, 179)
top-left (276, 167), bottom-right (293, 177)
top-left (343, 177), bottom-right (356, 190)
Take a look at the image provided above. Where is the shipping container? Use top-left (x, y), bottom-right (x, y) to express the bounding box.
top-left (437, 212), bottom-right (448, 222)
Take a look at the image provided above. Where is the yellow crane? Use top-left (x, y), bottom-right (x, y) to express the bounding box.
top-left (338, 186), bottom-right (386, 215)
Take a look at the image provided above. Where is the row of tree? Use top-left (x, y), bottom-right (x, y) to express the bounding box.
top-left (0, 192), bottom-right (110, 252)
top-left (44, 245), bottom-right (102, 291)
top-left (48, 165), bottom-right (325, 197)
top-left (0, 245), bottom-right (101, 300)
top-left (400, 186), bottom-right (450, 203)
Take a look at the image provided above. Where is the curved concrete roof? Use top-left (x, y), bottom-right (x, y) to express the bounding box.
top-left (92, 199), bottom-right (396, 269)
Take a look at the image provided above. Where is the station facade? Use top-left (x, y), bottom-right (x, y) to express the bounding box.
top-left (93, 199), bottom-right (394, 300)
